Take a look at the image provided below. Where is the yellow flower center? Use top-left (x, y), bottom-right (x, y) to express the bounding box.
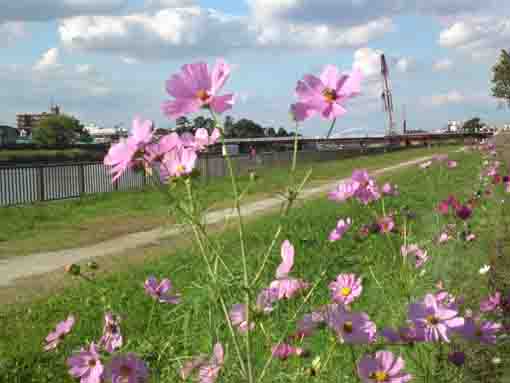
top-left (343, 321), bottom-right (353, 333)
top-left (322, 88), bottom-right (338, 102)
top-left (475, 326), bottom-right (483, 337)
top-left (88, 359), bottom-right (97, 367)
top-left (370, 370), bottom-right (389, 382)
top-left (340, 287), bottom-right (352, 297)
top-left (196, 89), bottom-right (210, 102)
top-left (426, 315), bottom-right (439, 326)
top-left (176, 164), bottom-right (185, 173)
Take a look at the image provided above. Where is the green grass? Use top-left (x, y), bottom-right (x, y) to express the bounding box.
top-left (0, 145), bottom-right (457, 257)
top-left (0, 149), bottom-right (506, 382)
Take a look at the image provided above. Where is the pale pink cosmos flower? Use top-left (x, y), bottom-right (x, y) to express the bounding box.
top-left (401, 244), bottom-right (428, 268)
top-left (377, 216), bottom-right (395, 234)
top-left (104, 353), bottom-right (149, 383)
top-left (44, 314), bottom-right (75, 351)
top-left (144, 276), bottom-right (181, 304)
top-left (271, 343), bottom-right (305, 360)
top-left (181, 343), bottom-right (224, 383)
top-left (447, 160), bottom-right (458, 168)
top-left (269, 240), bottom-right (310, 300)
top-left (329, 217), bottom-right (352, 242)
top-left (255, 287), bottom-right (279, 314)
top-left (325, 305), bottom-right (377, 344)
top-left (466, 233), bottom-right (476, 242)
top-left (329, 273), bottom-right (362, 305)
top-left (438, 232), bottom-right (450, 244)
top-left (67, 342), bottom-right (104, 383)
top-left (357, 351), bottom-right (412, 383)
top-left (328, 179), bottom-right (359, 202)
top-left (229, 303), bottom-right (255, 334)
top-left (104, 117), bottom-right (154, 182)
top-left (291, 66), bottom-right (362, 121)
top-left (162, 59), bottom-right (234, 119)
top-left (160, 146), bottom-right (197, 180)
top-left (408, 294), bottom-right (464, 342)
top-left (459, 317), bottom-right (501, 344)
top-left (194, 128), bottom-right (221, 150)
top-left (99, 312), bottom-right (123, 353)
top-left (351, 170), bottom-right (381, 205)
top-left (382, 183), bottom-right (399, 196)
top-left (145, 132), bottom-right (182, 163)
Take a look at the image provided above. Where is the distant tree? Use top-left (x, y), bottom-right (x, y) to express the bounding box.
top-left (175, 116), bottom-right (193, 134)
top-left (232, 118), bottom-right (265, 138)
top-left (491, 49), bottom-right (510, 108)
top-left (224, 115), bottom-right (235, 137)
top-left (265, 127), bottom-right (276, 137)
top-left (462, 117), bottom-right (484, 133)
top-left (32, 114), bottom-right (83, 145)
top-left (79, 130), bottom-right (94, 143)
top-left (276, 127), bottom-right (290, 137)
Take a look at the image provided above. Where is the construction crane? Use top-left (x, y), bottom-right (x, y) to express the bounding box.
top-left (380, 53), bottom-right (396, 136)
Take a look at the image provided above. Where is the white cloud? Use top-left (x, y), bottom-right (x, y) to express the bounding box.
top-left (144, 0), bottom-right (195, 9)
top-left (433, 58), bottom-right (453, 71)
top-left (439, 16), bottom-right (510, 59)
top-left (353, 47), bottom-right (414, 78)
top-left (33, 48), bottom-right (61, 72)
top-left (0, 0), bottom-right (126, 23)
top-left (422, 90), bottom-right (493, 107)
top-left (121, 57), bottom-right (138, 64)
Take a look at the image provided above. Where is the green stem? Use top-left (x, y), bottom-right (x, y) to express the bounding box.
top-left (145, 299), bottom-right (157, 336)
top-left (349, 345), bottom-right (359, 380)
top-left (326, 117), bottom-right (337, 139)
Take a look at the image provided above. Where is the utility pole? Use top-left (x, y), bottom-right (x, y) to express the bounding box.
top-left (402, 104), bottom-right (407, 134)
top-left (380, 54), bottom-right (395, 136)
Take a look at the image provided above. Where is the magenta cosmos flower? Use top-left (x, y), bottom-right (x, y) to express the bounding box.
top-left (144, 276), bottom-right (181, 304)
top-left (459, 317), bottom-right (501, 344)
top-left (104, 117), bottom-right (154, 182)
top-left (357, 351), bottom-right (412, 383)
top-left (296, 309), bottom-right (327, 338)
top-left (269, 240), bottom-right (309, 300)
top-left (162, 59), bottom-right (234, 119)
top-left (255, 287), bottom-right (279, 314)
top-left (325, 305), bottom-right (377, 344)
top-left (291, 65), bottom-right (362, 121)
top-left (351, 169), bottom-right (381, 205)
top-left (104, 353), bottom-right (149, 383)
top-left (329, 217), bottom-right (352, 242)
top-left (67, 343), bottom-right (104, 383)
top-left (181, 343), bottom-right (224, 383)
top-left (328, 273), bottom-right (362, 305)
top-left (408, 294), bottom-right (464, 342)
top-left (271, 343), bottom-right (305, 360)
top-left (380, 325), bottom-right (423, 344)
top-left (99, 312), bottom-right (123, 353)
top-left (328, 179), bottom-right (359, 202)
top-left (480, 291), bottom-right (502, 313)
top-left (229, 303), bottom-right (254, 334)
top-left (377, 216), bottom-right (395, 234)
top-left (44, 314), bottom-right (75, 351)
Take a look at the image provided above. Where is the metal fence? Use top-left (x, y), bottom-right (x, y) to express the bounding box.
top-left (0, 141), bottom-right (458, 207)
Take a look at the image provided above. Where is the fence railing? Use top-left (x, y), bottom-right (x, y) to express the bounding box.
top-left (0, 135), bottom-right (477, 207)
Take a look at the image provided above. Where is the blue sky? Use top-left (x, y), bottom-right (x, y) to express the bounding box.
top-left (1, 0), bottom-right (509, 137)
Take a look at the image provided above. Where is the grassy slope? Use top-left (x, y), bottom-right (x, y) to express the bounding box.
top-left (0, 146), bottom-right (456, 258)
top-left (1, 149), bottom-right (506, 382)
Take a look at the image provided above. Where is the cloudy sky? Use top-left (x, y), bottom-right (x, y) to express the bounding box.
top-left (1, 0), bottom-right (509, 137)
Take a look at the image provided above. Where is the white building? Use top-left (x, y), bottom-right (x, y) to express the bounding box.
top-left (84, 123), bottom-right (125, 143)
top-left (446, 120), bottom-right (462, 133)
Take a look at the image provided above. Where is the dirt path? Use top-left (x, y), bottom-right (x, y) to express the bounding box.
top-left (0, 154), bottom-right (443, 287)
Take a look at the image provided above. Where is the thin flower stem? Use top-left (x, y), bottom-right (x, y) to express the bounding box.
top-left (349, 345), bottom-right (359, 380)
top-left (326, 117), bottom-right (337, 139)
top-left (145, 299), bottom-right (157, 336)
top-left (210, 110), bottom-right (254, 383)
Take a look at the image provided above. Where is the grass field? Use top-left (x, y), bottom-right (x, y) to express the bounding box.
top-left (0, 146), bottom-right (457, 258)
top-left (1, 148), bottom-right (507, 382)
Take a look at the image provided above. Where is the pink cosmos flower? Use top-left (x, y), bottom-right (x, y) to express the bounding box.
top-left (145, 132), bottom-right (182, 163)
top-left (291, 66), bottom-right (362, 121)
top-left (351, 170), bottom-right (381, 205)
top-left (67, 343), bottom-right (104, 383)
top-left (408, 294), bottom-right (464, 342)
top-left (382, 183), bottom-right (399, 196)
top-left (229, 303), bottom-right (254, 334)
top-left (271, 343), bottom-right (305, 360)
top-left (419, 161), bottom-right (432, 169)
top-left (480, 292), bottom-right (502, 313)
top-left (380, 325), bottom-right (423, 344)
top-left (401, 244), bottom-right (428, 268)
top-left (296, 310), bottom-right (326, 338)
top-left (357, 351), bottom-right (412, 383)
top-left (329, 273), bottom-right (362, 305)
top-left (104, 353), bottom-right (149, 383)
top-left (325, 305), bottom-right (377, 344)
top-left (377, 216), bottom-right (395, 234)
top-left (438, 232), bottom-right (451, 244)
top-left (162, 59), bottom-right (234, 119)
top-left (194, 128), bottom-right (221, 150)
top-left (465, 232), bottom-right (476, 242)
top-left (269, 240), bottom-right (309, 300)
top-left (160, 146), bottom-right (198, 180)
top-left (99, 312), bottom-right (123, 353)
top-left (505, 182), bottom-right (510, 193)
top-left (447, 160), bottom-right (458, 168)
top-left (328, 179), bottom-right (358, 202)
top-left (44, 314), bottom-right (75, 351)
top-left (181, 343), bottom-right (224, 383)
top-left (255, 287), bottom-right (279, 314)
top-left (437, 200), bottom-right (450, 215)
top-left (329, 218), bottom-right (352, 242)
top-left (104, 117), bottom-right (154, 182)
top-left (459, 317), bottom-right (501, 344)
top-left (144, 276), bottom-right (181, 304)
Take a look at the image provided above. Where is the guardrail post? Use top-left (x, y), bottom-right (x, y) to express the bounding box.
top-left (37, 166), bottom-right (45, 202)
